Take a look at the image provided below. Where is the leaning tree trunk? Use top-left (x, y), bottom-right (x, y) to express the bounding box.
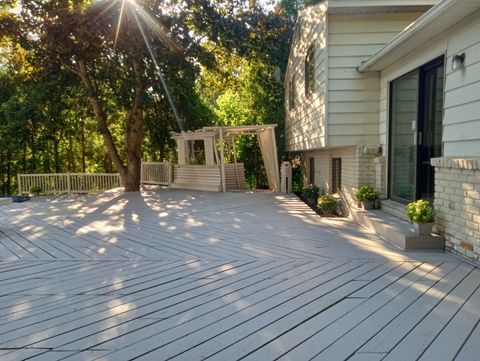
top-left (77, 59), bottom-right (127, 186)
top-left (123, 60), bottom-right (144, 192)
top-left (77, 58), bottom-right (145, 192)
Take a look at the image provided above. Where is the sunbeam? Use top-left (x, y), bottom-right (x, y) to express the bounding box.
top-left (129, 1), bottom-right (185, 131)
top-left (113, 0), bottom-right (126, 49)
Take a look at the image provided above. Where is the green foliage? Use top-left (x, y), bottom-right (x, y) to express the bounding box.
top-left (29, 185), bottom-right (42, 196)
top-left (0, 0), bottom-right (294, 194)
top-left (317, 194), bottom-right (338, 213)
top-left (355, 185), bottom-right (379, 202)
top-left (406, 199), bottom-right (436, 223)
top-left (302, 184), bottom-right (320, 200)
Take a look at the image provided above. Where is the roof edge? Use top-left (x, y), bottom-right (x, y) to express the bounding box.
top-left (357, 0), bottom-right (458, 72)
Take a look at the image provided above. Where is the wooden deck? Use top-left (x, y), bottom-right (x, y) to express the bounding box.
top-left (0, 189), bottom-right (478, 361)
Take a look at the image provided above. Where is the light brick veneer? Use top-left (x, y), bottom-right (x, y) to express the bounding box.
top-left (431, 157), bottom-right (480, 263)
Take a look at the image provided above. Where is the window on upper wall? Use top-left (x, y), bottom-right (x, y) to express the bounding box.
top-left (289, 74), bottom-right (296, 110)
top-left (305, 45), bottom-right (315, 98)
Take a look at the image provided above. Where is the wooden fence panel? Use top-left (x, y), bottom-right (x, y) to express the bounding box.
top-left (140, 162), bottom-right (170, 186)
top-left (17, 173), bottom-right (121, 195)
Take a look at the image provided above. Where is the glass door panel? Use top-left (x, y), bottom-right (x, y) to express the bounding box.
top-left (390, 71), bottom-right (418, 202)
top-left (418, 63), bottom-right (444, 203)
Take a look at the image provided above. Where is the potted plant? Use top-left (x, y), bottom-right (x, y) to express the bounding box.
top-left (355, 185), bottom-right (379, 210)
top-left (317, 194), bottom-right (337, 216)
top-left (406, 199), bottom-right (436, 235)
top-left (302, 184), bottom-right (320, 206)
top-left (30, 185), bottom-right (42, 196)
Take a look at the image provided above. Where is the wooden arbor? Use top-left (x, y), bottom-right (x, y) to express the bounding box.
top-left (170, 125), bottom-right (280, 192)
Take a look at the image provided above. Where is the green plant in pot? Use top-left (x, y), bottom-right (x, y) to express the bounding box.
top-left (355, 185), bottom-right (379, 210)
top-left (302, 184), bottom-right (320, 206)
top-left (317, 194), bottom-right (337, 216)
top-left (406, 199), bottom-right (436, 235)
top-left (30, 185), bottom-right (42, 196)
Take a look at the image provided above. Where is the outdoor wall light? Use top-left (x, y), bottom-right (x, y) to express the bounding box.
top-left (452, 53), bottom-right (466, 71)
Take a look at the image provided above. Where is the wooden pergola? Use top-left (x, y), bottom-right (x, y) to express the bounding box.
top-left (170, 124), bottom-right (280, 192)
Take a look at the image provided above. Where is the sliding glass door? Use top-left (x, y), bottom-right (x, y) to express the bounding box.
top-left (389, 57), bottom-right (444, 204)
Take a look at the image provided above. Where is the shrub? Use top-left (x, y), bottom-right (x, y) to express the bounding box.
top-left (30, 185), bottom-right (42, 196)
top-left (406, 199), bottom-right (435, 223)
top-left (355, 185), bottom-right (379, 202)
top-left (302, 184), bottom-right (320, 199)
top-left (317, 194), bottom-right (337, 213)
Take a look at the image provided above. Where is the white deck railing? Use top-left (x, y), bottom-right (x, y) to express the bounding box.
top-left (17, 173), bottom-right (122, 195)
top-left (140, 161), bottom-right (171, 186)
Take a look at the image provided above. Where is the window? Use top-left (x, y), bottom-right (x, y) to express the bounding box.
top-left (305, 45), bottom-right (315, 97)
top-left (309, 157), bottom-right (315, 184)
top-left (289, 74), bottom-right (296, 110)
top-left (187, 140), bottom-right (206, 165)
top-left (332, 158), bottom-right (341, 193)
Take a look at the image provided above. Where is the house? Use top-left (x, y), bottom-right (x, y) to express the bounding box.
top-left (285, 0), bottom-right (480, 263)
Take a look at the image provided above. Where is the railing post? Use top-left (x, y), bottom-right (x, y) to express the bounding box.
top-left (67, 173), bottom-right (71, 194)
top-left (140, 160), bottom-right (144, 184)
top-left (168, 162), bottom-right (173, 188)
top-left (17, 174), bottom-right (22, 195)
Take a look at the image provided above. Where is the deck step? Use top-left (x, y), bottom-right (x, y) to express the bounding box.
top-left (350, 207), bottom-right (444, 251)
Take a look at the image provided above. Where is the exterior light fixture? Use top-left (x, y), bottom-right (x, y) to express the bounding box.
top-left (452, 53), bottom-right (465, 71)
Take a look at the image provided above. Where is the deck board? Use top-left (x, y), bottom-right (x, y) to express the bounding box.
top-left (0, 189), bottom-right (477, 360)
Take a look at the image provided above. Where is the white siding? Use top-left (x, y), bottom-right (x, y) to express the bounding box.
top-left (327, 13), bottom-right (422, 147)
top-left (285, 4), bottom-right (328, 152)
top-left (329, 0), bottom-right (438, 6)
top-left (379, 9), bottom-right (480, 157)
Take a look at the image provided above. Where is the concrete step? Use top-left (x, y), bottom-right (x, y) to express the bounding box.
top-left (350, 207), bottom-right (444, 251)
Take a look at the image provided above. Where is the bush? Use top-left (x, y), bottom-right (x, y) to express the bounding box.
top-left (317, 194), bottom-right (337, 213)
top-left (302, 184), bottom-right (320, 200)
top-left (406, 199), bottom-right (435, 223)
top-left (30, 185), bottom-right (42, 196)
top-left (355, 185), bottom-right (379, 202)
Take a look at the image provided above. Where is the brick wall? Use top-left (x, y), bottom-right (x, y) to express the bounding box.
top-left (431, 157), bottom-right (480, 263)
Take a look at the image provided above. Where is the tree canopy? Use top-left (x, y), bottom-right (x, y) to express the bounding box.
top-left (0, 0), bottom-right (295, 194)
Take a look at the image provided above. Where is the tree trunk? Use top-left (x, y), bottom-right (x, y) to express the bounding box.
top-left (81, 121), bottom-right (86, 173)
top-left (67, 135), bottom-right (75, 172)
top-left (6, 151), bottom-right (11, 195)
top-left (77, 58), bottom-right (145, 192)
top-left (123, 59), bottom-right (145, 192)
top-left (77, 59), bottom-right (127, 180)
top-left (53, 139), bottom-right (60, 173)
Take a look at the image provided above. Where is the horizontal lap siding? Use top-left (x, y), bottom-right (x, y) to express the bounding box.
top-left (443, 14), bottom-right (480, 156)
top-left (327, 13), bottom-right (421, 148)
top-left (285, 4), bottom-right (327, 152)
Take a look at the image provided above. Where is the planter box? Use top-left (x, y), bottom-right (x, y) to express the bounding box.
top-left (413, 222), bottom-right (434, 236)
top-left (12, 195), bottom-right (31, 203)
top-left (361, 200), bottom-right (375, 210)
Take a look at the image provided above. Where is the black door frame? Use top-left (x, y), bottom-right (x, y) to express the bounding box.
top-left (388, 55), bottom-right (445, 204)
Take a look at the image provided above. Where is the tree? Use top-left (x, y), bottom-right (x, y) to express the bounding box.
top-left (0, 0), bottom-right (295, 194)
top-left (3, 0), bottom-right (202, 191)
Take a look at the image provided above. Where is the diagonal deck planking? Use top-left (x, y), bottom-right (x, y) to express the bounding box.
top-left (0, 188), bottom-right (478, 361)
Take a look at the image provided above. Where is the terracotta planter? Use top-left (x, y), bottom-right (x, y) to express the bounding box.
top-left (413, 222), bottom-right (434, 236)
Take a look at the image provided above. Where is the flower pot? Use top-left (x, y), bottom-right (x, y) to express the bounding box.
top-left (321, 210), bottom-right (334, 217)
top-left (361, 200), bottom-right (375, 210)
top-left (413, 222), bottom-right (434, 236)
